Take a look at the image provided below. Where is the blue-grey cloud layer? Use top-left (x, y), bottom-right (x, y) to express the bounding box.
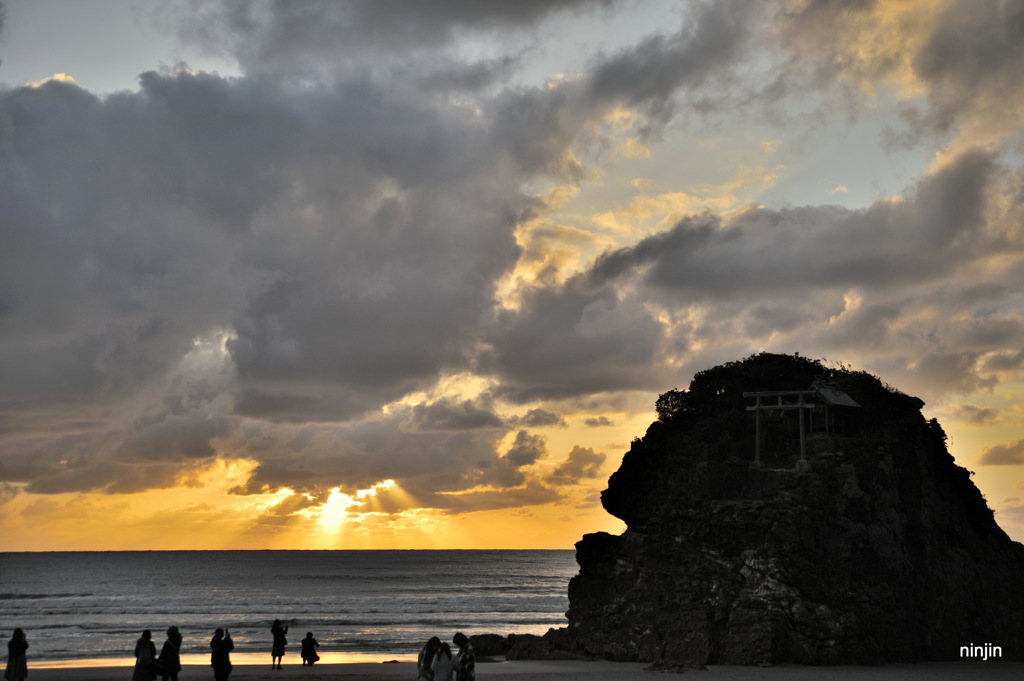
top-left (1, 0), bottom-right (1022, 512)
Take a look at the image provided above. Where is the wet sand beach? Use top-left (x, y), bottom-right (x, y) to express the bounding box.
top-left (19, 659), bottom-right (1024, 681)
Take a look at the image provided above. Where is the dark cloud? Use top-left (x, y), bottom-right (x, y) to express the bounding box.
top-left (0, 421), bottom-right (227, 495)
top-left (903, 352), bottom-right (998, 397)
top-left (587, 0), bottom-right (763, 128)
top-left (996, 499), bottom-right (1024, 539)
top-left (0, 67), bottom-right (527, 422)
top-left (774, 0), bottom-right (888, 88)
top-left (774, 0), bottom-right (1024, 142)
top-left (167, 0), bottom-right (612, 75)
top-left (592, 148), bottom-right (999, 297)
top-left (550, 445), bottom-right (606, 484)
top-left (977, 439), bottom-right (1024, 466)
top-left (428, 481), bottom-right (561, 514)
top-left (0, 431), bottom-right (116, 493)
top-left (414, 55), bottom-right (522, 94)
top-left (233, 426), bottom-right (561, 515)
top-left (227, 414), bottom-right (490, 498)
top-left (980, 348), bottom-right (1024, 374)
top-left (0, 78), bottom-right (250, 402)
top-left (482, 283), bottom-right (669, 402)
top-left (489, 429), bottom-right (548, 487)
top-left (517, 408), bottom-right (567, 428)
top-left (28, 460), bottom-right (187, 496)
top-left (257, 491), bottom-right (321, 518)
top-left (117, 411), bottom-right (236, 461)
top-left (225, 414), bottom-right (547, 514)
top-left (233, 389), bottom-right (342, 423)
top-left (504, 430), bottom-right (547, 467)
top-left (481, 145), bottom-right (1017, 402)
top-left (950, 404), bottom-right (1000, 426)
top-left (408, 398), bottom-right (506, 432)
top-left (584, 416), bottom-right (614, 427)
top-left (0, 483), bottom-right (19, 506)
top-left (910, 0), bottom-right (1024, 134)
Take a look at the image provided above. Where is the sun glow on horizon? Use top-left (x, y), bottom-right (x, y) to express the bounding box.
top-left (314, 480), bottom-right (400, 529)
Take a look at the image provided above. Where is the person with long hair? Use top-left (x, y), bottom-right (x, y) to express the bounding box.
top-left (158, 626), bottom-right (183, 681)
top-left (3, 629), bottom-right (28, 681)
top-left (417, 636), bottom-right (441, 681)
top-left (133, 629), bottom-right (158, 681)
top-left (270, 619), bottom-right (288, 669)
top-left (432, 642), bottom-right (456, 681)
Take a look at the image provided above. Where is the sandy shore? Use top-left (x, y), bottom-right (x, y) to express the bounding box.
top-left (17, 659), bottom-right (1024, 681)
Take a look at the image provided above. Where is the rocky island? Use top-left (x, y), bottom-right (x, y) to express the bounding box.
top-left (559, 353), bottom-right (1024, 667)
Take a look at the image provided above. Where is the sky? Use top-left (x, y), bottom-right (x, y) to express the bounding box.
top-left (1, 0), bottom-right (1024, 550)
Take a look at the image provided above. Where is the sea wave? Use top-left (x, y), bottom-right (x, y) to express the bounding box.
top-left (0, 550), bottom-right (576, 661)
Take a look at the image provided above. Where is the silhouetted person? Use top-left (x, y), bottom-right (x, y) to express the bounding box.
top-left (4, 629), bottom-right (28, 681)
top-left (453, 632), bottom-right (475, 681)
top-left (210, 628), bottom-right (234, 681)
top-left (270, 619), bottom-right (288, 669)
top-left (158, 626), bottom-right (183, 681)
top-left (417, 636), bottom-right (441, 681)
top-left (432, 642), bottom-right (455, 681)
top-left (300, 632), bottom-right (320, 666)
top-left (133, 629), bottom-right (158, 681)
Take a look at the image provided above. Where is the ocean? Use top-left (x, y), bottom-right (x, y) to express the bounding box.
top-left (0, 550), bottom-right (578, 668)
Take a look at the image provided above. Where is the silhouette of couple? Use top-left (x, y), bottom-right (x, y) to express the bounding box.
top-left (132, 627), bottom-right (182, 681)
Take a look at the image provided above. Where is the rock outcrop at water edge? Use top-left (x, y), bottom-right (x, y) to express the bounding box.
top-left (564, 353), bottom-right (1024, 667)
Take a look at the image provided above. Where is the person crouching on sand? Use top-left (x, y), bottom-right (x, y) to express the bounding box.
top-left (133, 630), bottom-right (158, 681)
top-left (210, 628), bottom-right (234, 681)
top-left (453, 632), bottom-right (475, 681)
top-left (4, 628), bottom-right (28, 681)
top-left (300, 632), bottom-right (320, 666)
top-left (158, 626), bottom-right (183, 681)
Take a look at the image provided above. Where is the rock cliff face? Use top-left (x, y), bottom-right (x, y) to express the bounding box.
top-left (566, 354), bottom-right (1024, 666)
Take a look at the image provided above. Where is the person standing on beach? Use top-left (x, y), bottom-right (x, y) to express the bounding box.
top-left (432, 642), bottom-right (456, 681)
top-left (158, 626), bottom-right (183, 681)
top-left (270, 619), bottom-right (288, 669)
top-left (453, 632), bottom-right (475, 681)
top-left (3, 628), bottom-right (28, 681)
top-left (300, 632), bottom-right (320, 666)
top-left (210, 628), bottom-right (234, 681)
top-left (417, 636), bottom-right (441, 681)
top-left (133, 629), bottom-right (158, 681)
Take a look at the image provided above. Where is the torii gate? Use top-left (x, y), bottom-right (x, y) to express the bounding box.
top-left (743, 390), bottom-right (816, 470)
